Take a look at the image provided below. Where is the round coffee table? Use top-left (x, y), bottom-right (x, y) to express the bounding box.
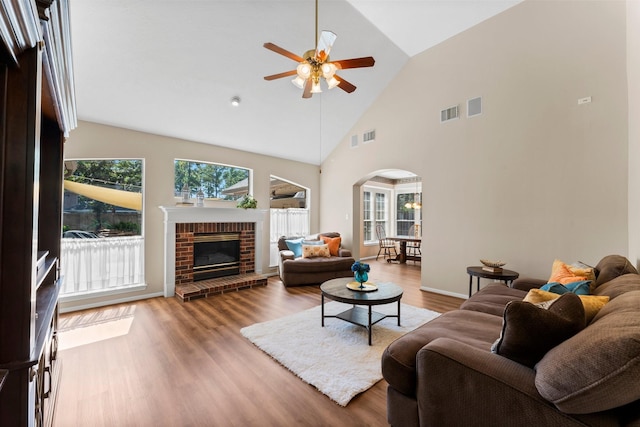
top-left (320, 277), bottom-right (403, 345)
top-left (466, 266), bottom-right (519, 297)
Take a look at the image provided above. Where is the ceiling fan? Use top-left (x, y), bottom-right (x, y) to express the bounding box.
top-left (263, 0), bottom-right (375, 99)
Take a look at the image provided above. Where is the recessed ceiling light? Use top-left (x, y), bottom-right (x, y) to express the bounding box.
top-left (230, 96), bottom-right (241, 107)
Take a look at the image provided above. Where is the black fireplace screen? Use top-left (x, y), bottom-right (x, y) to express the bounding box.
top-left (193, 233), bottom-right (240, 281)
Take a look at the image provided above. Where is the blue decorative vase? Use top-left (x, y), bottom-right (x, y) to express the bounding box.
top-left (354, 271), bottom-right (368, 285)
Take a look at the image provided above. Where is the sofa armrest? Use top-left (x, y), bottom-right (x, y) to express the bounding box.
top-left (279, 250), bottom-right (295, 261)
top-left (511, 277), bottom-right (547, 292)
top-left (416, 338), bottom-right (581, 426)
top-left (338, 248), bottom-right (352, 257)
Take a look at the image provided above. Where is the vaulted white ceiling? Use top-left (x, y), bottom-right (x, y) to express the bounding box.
top-left (70, 0), bottom-right (522, 165)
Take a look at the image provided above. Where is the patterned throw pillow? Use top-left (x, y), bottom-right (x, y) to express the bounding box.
top-left (302, 244), bottom-right (330, 258)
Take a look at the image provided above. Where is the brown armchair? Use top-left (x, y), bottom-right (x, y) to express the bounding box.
top-left (277, 232), bottom-right (355, 287)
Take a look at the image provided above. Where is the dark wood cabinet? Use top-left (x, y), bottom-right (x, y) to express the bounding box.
top-left (0, 1), bottom-right (76, 426)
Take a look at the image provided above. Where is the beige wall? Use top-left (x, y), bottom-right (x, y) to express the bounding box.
top-left (62, 121), bottom-right (319, 310)
top-left (62, 0), bottom-right (633, 306)
top-left (320, 0), bottom-right (629, 297)
top-left (628, 0), bottom-right (640, 268)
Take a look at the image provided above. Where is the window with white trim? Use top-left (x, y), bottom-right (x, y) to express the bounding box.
top-left (396, 192), bottom-right (422, 236)
top-left (363, 186), bottom-right (391, 243)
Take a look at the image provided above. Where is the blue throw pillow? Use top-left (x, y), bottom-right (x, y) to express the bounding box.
top-left (540, 280), bottom-right (591, 296)
top-left (285, 238), bottom-right (304, 258)
top-left (564, 280), bottom-right (591, 295)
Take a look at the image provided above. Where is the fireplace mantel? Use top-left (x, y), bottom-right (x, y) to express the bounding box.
top-left (159, 206), bottom-right (268, 297)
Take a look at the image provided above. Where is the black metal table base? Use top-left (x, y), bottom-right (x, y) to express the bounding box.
top-left (321, 294), bottom-right (401, 345)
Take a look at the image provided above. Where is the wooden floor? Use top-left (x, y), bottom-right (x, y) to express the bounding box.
top-left (54, 259), bottom-right (463, 427)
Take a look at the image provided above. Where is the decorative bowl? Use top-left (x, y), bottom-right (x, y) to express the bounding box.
top-left (480, 259), bottom-right (506, 268)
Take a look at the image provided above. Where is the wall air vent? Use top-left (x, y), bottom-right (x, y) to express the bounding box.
top-left (440, 105), bottom-right (459, 123)
top-left (363, 129), bottom-right (375, 143)
top-left (350, 134), bottom-right (358, 148)
top-left (467, 96), bottom-right (482, 118)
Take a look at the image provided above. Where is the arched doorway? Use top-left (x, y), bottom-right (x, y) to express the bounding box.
top-left (352, 169), bottom-right (421, 260)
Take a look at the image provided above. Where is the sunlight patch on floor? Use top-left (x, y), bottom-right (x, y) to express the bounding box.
top-left (58, 305), bottom-right (136, 350)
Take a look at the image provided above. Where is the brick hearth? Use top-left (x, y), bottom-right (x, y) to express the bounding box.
top-left (174, 272), bottom-right (268, 302)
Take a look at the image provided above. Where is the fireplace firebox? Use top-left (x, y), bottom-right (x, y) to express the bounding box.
top-left (193, 232), bottom-right (240, 281)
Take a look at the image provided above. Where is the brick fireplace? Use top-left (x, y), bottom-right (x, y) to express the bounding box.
top-left (175, 222), bottom-right (254, 284)
top-left (159, 207), bottom-right (268, 300)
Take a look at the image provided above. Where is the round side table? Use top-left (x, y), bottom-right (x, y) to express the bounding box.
top-left (466, 266), bottom-right (519, 297)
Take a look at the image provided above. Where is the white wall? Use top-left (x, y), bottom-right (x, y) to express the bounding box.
top-left (628, 0), bottom-right (640, 268)
top-left (62, 121), bottom-right (319, 310)
top-left (320, 0), bottom-right (629, 297)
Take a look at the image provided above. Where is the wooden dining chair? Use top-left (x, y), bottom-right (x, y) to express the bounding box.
top-left (407, 225), bottom-right (421, 262)
top-left (375, 224), bottom-right (397, 261)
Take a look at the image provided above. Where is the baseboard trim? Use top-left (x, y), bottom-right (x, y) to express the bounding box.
top-left (59, 291), bottom-right (165, 313)
top-left (420, 286), bottom-right (467, 300)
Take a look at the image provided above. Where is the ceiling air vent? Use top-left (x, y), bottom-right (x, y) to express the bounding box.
top-left (350, 134), bottom-right (358, 148)
top-left (440, 105), bottom-right (459, 123)
top-left (363, 129), bottom-right (375, 143)
top-left (467, 96), bottom-right (482, 118)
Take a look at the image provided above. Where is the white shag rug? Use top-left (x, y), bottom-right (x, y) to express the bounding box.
top-left (241, 301), bottom-right (440, 406)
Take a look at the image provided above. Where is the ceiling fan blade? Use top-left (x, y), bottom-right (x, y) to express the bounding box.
top-left (315, 30), bottom-right (337, 62)
top-left (332, 57), bottom-right (375, 70)
top-left (335, 75), bottom-right (356, 93)
top-left (263, 42), bottom-right (305, 62)
top-left (264, 70), bottom-right (298, 81)
top-left (302, 78), bottom-right (313, 98)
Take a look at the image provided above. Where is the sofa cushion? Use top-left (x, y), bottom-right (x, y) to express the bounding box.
top-left (459, 284), bottom-right (527, 316)
top-left (524, 289), bottom-right (609, 323)
top-left (592, 273), bottom-right (640, 300)
top-left (281, 255), bottom-right (354, 274)
top-left (535, 291), bottom-right (640, 414)
top-left (594, 255), bottom-right (638, 288)
top-left (382, 310), bottom-right (502, 397)
top-left (491, 293), bottom-right (585, 368)
top-left (321, 235), bottom-right (341, 256)
top-left (319, 231), bottom-right (341, 239)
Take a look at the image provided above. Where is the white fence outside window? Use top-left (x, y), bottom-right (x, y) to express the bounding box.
top-left (60, 236), bottom-right (144, 296)
top-left (269, 208), bottom-right (310, 266)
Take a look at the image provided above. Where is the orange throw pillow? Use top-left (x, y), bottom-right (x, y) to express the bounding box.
top-left (548, 259), bottom-right (587, 285)
top-left (321, 236), bottom-right (341, 256)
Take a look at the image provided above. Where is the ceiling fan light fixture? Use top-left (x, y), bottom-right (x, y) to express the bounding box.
top-left (321, 62), bottom-right (336, 78)
top-left (311, 79), bottom-right (322, 94)
top-left (291, 76), bottom-right (306, 89)
top-left (296, 62), bottom-right (312, 79)
top-left (326, 76), bottom-right (339, 89)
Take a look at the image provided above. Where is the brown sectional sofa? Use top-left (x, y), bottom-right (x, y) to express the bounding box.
top-left (382, 255), bottom-right (640, 426)
top-left (277, 232), bottom-right (355, 287)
